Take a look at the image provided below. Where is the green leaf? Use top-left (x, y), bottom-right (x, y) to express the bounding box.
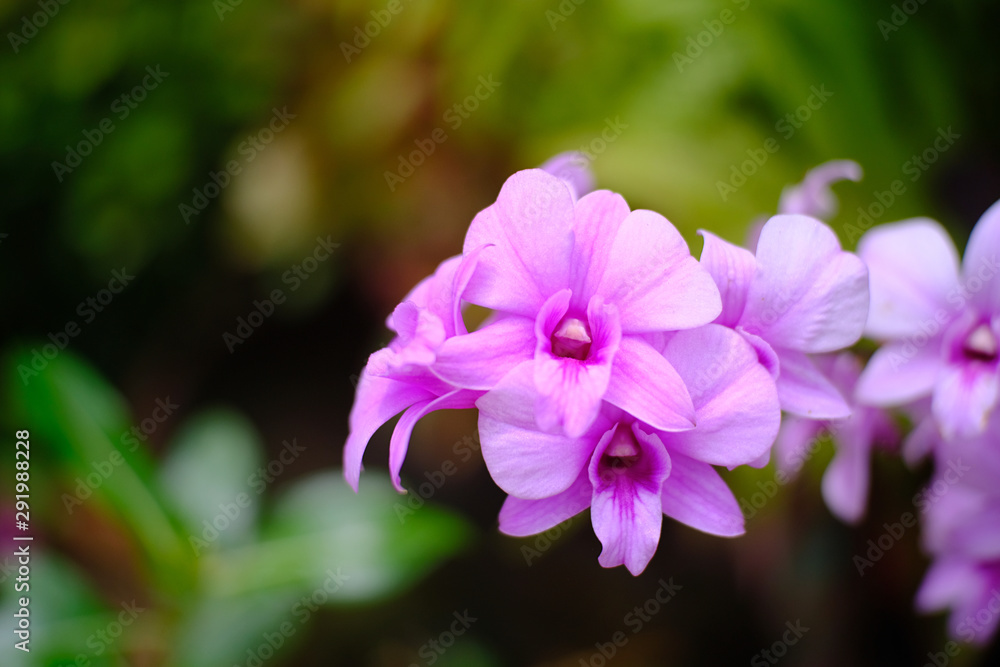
top-left (203, 471), bottom-right (475, 603)
top-left (168, 590), bottom-right (303, 667)
top-left (3, 347), bottom-right (191, 589)
top-left (158, 409), bottom-right (264, 553)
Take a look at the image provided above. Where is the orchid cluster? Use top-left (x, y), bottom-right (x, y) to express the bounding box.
top-left (855, 201), bottom-right (1000, 645)
top-left (343, 153), bottom-right (999, 645)
top-left (345, 155), bottom-right (868, 573)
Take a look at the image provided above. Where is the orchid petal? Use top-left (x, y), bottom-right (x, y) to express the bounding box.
top-left (698, 230), bottom-right (756, 328)
top-left (432, 316), bottom-right (535, 390)
top-left (659, 453), bottom-right (744, 537)
top-left (775, 349), bottom-right (851, 419)
top-left (596, 209), bottom-right (721, 333)
top-left (743, 214), bottom-right (869, 353)
top-left (605, 336), bottom-right (695, 433)
top-left (855, 340), bottom-right (943, 407)
top-left (858, 218), bottom-right (961, 340)
top-left (498, 469), bottom-right (592, 537)
top-left (463, 169), bottom-right (575, 316)
top-left (343, 371), bottom-right (435, 491)
top-left (589, 424), bottom-right (671, 575)
top-left (963, 198), bottom-right (1000, 315)
top-left (389, 390), bottom-right (481, 493)
top-left (665, 325), bottom-right (781, 466)
top-left (477, 362), bottom-right (605, 499)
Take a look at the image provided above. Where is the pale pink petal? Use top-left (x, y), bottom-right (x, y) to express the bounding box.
top-left (821, 433), bottom-right (871, 524)
top-left (743, 214), bottom-right (869, 353)
top-left (777, 159), bottom-right (862, 220)
top-left (498, 470), bottom-right (592, 536)
top-left (432, 316), bottom-right (535, 390)
top-left (596, 209), bottom-right (721, 333)
top-left (389, 390), bottom-right (481, 493)
top-left (855, 340), bottom-right (944, 407)
top-left (462, 169), bottom-right (575, 316)
top-left (858, 218), bottom-right (961, 340)
top-left (698, 230), bottom-right (756, 328)
top-left (738, 328), bottom-right (780, 379)
top-left (477, 362), bottom-right (605, 499)
top-left (963, 198), bottom-right (1000, 315)
top-left (773, 416), bottom-right (824, 476)
top-left (902, 415), bottom-right (940, 466)
top-left (589, 424), bottom-right (671, 575)
top-left (391, 255), bottom-right (461, 327)
top-left (540, 151), bottom-right (595, 200)
top-left (932, 364), bottom-right (1000, 440)
top-left (916, 558), bottom-right (981, 612)
top-left (569, 190), bottom-right (631, 309)
top-left (343, 371), bottom-right (436, 491)
top-left (659, 453), bottom-right (744, 537)
top-left (775, 349), bottom-right (851, 419)
top-left (664, 325), bottom-right (781, 466)
top-left (604, 336), bottom-right (695, 433)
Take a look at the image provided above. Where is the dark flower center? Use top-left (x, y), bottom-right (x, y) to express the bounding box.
top-left (551, 317), bottom-right (592, 360)
top-left (963, 324), bottom-right (998, 363)
top-left (601, 426), bottom-right (640, 475)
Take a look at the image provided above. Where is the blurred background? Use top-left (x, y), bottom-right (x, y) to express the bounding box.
top-left (1, 0), bottom-right (999, 665)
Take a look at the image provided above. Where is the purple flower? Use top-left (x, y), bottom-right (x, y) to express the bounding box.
top-left (343, 252), bottom-right (488, 492)
top-left (699, 214), bottom-right (870, 420)
top-left (856, 199), bottom-right (1000, 440)
top-left (777, 160), bottom-right (863, 220)
top-left (774, 353), bottom-right (898, 523)
top-left (480, 324), bottom-right (780, 575)
top-left (344, 157), bottom-right (598, 492)
top-left (917, 479), bottom-right (1000, 645)
top-left (437, 168), bottom-right (722, 437)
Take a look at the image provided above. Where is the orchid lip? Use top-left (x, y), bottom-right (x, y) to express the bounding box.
top-left (601, 425), bottom-right (641, 477)
top-left (963, 323), bottom-right (998, 362)
top-left (552, 316), bottom-right (592, 360)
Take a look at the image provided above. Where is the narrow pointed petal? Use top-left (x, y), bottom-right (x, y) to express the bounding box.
top-left (698, 230), bottom-right (756, 327)
top-left (902, 415), bottom-right (940, 466)
top-left (343, 372), bottom-right (436, 491)
top-left (569, 190), bottom-right (632, 308)
top-left (605, 336), bottom-right (695, 433)
top-left (478, 362), bottom-right (605, 499)
top-left (773, 416), bottom-right (824, 476)
top-left (775, 349), bottom-right (851, 419)
top-left (462, 169), bottom-right (575, 316)
top-left (963, 198), bottom-right (1000, 315)
top-left (596, 209), bottom-right (721, 333)
top-left (389, 390), bottom-right (481, 493)
top-left (932, 364), bottom-right (1000, 440)
top-left (589, 425), bottom-right (671, 575)
top-left (498, 470), bottom-right (592, 536)
top-left (665, 325), bottom-right (781, 466)
top-left (743, 214), bottom-right (869, 353)
top-left (659, 454), bottom-right (744, 537)
top-left (821, 435), bottom-right (870, 524)
top-left (858, 218), bottom-right (961, 339)
top-left (855, 340), bottom-right (943, 406)
top-left (432, 316), bottom-right (535, 389)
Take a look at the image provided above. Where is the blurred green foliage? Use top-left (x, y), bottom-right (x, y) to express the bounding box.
top-left (1, 0), bottom-right (998, 664)
top-left (0, 350), bottom-right (473, 666)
